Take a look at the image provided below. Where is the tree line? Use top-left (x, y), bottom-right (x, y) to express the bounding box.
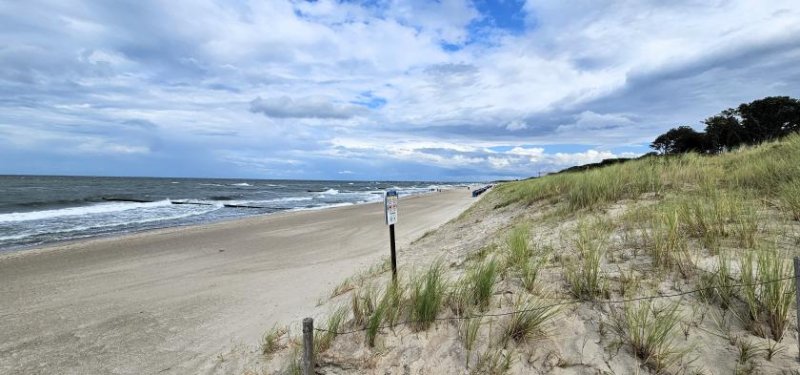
top-left (651, 96), bottom-right (800, 154)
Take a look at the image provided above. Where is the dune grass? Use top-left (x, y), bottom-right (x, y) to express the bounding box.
top-left (469, 258), bottom-right (499, 311)
top-left (778, 182), bottom-right (800, 221)
top-left (408, 262), bottom-right (447, 330)
top-left (494, 133), bottom-right (800, 220)
top-left (260, 325), bottom-right (288, 356)
top-left (269, 135), bottom-right (800, 372)
top-left (506, 225), bottom-right (531, 270)
top-left (564, 222), bottom-right (608, 300)
top-left (459, 316), bottom-right (482, 368)
top-left (612, 300), bottom-right (684, 373)
top-left (315, 306), bottom-right (347, 353)
top-left (501, 296), bottom-right (560, 345)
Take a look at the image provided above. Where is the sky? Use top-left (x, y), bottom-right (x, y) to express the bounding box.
top-left (1, 1), bottom-right (799, 181)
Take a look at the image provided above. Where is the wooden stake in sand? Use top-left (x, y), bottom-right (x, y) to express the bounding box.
top-left (302, 318), bottom-right (314, 375)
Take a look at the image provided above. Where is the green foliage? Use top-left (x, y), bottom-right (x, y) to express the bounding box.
top-left (366, 295), bottom-right (387, 347)
top-left (351, 285), bottom-right (376, 327)
top-left (315, 307), bottom-right (347, 353)
top-left (492, 156), bottom-right (661, 212)
top-left (757, 250), bottom-right (794, 341)
top-left (471, 346), bottom-right (513, 375)
top-left (469, 258), bottom-right (498, 311)
top-left (778, 181), bottom-right (800, 220)
top-left (704, 249), bottom-right (794, 342)
top-left (506, 225), bottom-right (531, 270)
top-left (408, 262), bottom-right (447, 330)
top-left (460, 317), bottom-right (482, 368)
top-left (502, 296), bottom-right (560, 344)
top-left (260, 325), bottom-right (287, 356)
top-left (699, 251), bottom-right (737, 309)
top-left (652, 96), bottom-right (800, 155)
top-left (564, 223), bottom-right (607, 300)
top-left (285, 345), bottom-right (302, 375)
top-left (651, 125), bottom-right (709, 154)
top-left (612, 301), bottom-right (684, 373)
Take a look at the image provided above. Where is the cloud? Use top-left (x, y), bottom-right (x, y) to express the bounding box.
top-left (1, 0), bottom-right (799, 180)
top-left (249, 96), bottom-right (365, 119)
top-left (506, 120), bottom-right (529, 131)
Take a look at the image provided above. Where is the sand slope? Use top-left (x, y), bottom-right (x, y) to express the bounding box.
top-left (0, 190), bottom-right (475, 374)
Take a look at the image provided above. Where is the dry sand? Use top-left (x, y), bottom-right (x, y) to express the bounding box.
top-left (0, 189), bottom-right (476, 375)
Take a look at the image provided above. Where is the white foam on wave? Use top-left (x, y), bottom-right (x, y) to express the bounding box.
top-left (271, 196), bottom-right (313, 203)
top-left (292, 202), bottom-right (354, 212)
top-left (231, 182), bottom-right (252, 187)
top-left (0, 200), bottom-right (174, 224)
top-left (317, 188), bottom-right (339, 195)
top-left (0, 203), bottom-right (222, 242)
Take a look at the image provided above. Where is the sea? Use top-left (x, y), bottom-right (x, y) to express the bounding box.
top-left (0, 175), bottom-right (465, 252)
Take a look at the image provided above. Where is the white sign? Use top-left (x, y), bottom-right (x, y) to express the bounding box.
top-left (385, 190), bottom-right (398, 225)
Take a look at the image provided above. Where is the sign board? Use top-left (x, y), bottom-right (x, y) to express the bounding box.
top-left (384, 190), bottom-right (398, 225)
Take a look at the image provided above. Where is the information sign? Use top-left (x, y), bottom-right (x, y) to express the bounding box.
top-left (384, 190), bottom-right (398, 225)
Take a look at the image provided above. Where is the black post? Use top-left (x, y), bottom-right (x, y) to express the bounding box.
top-left (390, 224), bottom-right (397, 282)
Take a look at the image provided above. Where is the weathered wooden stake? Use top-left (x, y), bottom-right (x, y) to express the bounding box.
top-left (302, 317), bottom-right (314, 375)
top-left (794, 257), bottom-right (800, 362)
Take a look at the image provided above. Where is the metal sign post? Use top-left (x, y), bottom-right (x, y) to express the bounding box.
top-left (384, 190), bottom-right (398, 282)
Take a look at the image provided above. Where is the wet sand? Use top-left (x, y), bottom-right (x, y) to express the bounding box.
top-left (0, 189), bottom-right (475, 374)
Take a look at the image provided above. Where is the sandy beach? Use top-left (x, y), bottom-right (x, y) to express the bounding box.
top-left (0, 189), bottom-right (475, 374)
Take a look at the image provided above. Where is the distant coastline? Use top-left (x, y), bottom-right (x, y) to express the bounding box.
top-left (0, 175), bottom-right (471, 252)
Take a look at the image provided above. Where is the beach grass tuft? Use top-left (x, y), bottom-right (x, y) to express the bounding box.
top-left (315, 306), bottom-right (347, 353)
top-left (564, 223), bottom-right (607, 300)
top-left (408, 261), bottom-right (447, 330)
top-left (260, 325), bottom-right (288, 356)
top-left (612, 300), bottom-right (684, 373)
top-left (469, 258), bottom-right (498, 311)
top-left (501, 296), bottom-right (560, 344)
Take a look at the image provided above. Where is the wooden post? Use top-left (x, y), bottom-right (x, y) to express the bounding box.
top-left (390, 223), bottom-right (397, 283)
top-left (794, 257), bottom-right (800, 362)
top-left (302, 317), bottom-right (314, 375)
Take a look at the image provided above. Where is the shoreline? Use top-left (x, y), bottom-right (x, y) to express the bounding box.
top-left (0, 189), bottom-right (476, 374)
top-left (0, 189), bottom-right (446, 260)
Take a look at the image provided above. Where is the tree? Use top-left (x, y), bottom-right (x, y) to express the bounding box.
top-left (737, 96), bottom-right (800, 143)
top-left (703, 109), bottom-right (744, 153)
top-left (651, 126), bottom-right (709, 155)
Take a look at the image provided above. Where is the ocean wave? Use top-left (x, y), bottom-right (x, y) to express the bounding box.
top-left (0, 200), bottom-right (174, 224)
top-left (268, 196), bottom-right (313, 203)
top-left (10, 196), bottom-right (103, 209)
top-left (231, 182), bottom-right (252, 187)
top-left (0, 204), bottom-right (221, 243)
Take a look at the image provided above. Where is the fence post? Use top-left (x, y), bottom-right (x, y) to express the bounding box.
top-left (303, 317), bottom-right (314, 375)
top-left (794, 257), bottom-right (800, 362)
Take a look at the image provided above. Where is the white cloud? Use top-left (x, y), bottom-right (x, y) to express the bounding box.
top-left (1, 0), bottom-right (799, 179)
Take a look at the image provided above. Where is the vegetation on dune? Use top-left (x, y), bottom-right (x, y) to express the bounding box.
top-left (651, 96), bottom-right (800, 155)
top-left (260, 121), bottom-right (800, 374)
top-left (611, 301), bottom-right (684, 373)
